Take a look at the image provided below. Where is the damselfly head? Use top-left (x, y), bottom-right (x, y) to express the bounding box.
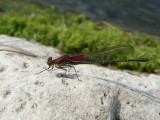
top-left (47, 57), bottom-right (54, 66)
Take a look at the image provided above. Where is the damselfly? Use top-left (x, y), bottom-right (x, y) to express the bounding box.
top-left (36, 44), bottom-right (150, 83)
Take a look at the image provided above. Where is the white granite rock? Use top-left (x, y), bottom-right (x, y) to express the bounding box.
top-left (0, 35), bottom-right (160, 120)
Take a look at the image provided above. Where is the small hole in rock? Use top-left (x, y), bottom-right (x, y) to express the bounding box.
top-left (0, 66), bottom-right (6, 72)
top-left (23, 62), bottom-right (29, 68)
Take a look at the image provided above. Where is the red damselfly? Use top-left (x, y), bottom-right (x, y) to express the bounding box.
top-left (0, 39), bottom-right (150, 83)
top-left (37, 44), bottom-right (150, 83)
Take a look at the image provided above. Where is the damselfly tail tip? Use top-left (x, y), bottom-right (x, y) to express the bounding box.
top-left (144, 58), bottom-right (151, 61)
top-left (138, 58), bottom-right (151, 61)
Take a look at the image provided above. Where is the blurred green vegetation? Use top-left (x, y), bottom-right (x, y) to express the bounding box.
top-left (0, 0), bottom-right (160, 73)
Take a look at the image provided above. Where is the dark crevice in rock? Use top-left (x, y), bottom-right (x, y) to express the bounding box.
top-left (0, 65), bottom-right (6, 72)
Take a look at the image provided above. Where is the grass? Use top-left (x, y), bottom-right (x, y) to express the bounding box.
top-left (0, 0), bottom-right (160, 73)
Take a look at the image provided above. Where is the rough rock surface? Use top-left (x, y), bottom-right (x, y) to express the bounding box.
top-left (0, 35), bottom-right (160, 120)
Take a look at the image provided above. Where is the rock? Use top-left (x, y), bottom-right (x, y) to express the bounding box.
top-left (0, 35), bottom-right (160, 120)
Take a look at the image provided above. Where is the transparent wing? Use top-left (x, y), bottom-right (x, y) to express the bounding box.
top-left (83, 44), bottom-right (134, 62)
top-left (0, 41), bottom-right (46, 60)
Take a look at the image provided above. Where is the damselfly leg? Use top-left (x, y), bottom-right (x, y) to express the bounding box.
top-left (55, 64), bottom-right (81, 84)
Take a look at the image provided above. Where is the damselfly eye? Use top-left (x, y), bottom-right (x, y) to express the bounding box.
top-left (47, 57), bottom-right (53, 66)
top-left (48, 57), bottom-right (52, 61)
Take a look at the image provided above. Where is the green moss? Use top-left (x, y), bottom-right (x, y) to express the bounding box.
top-left (0, 0), bottom-right (160, 72)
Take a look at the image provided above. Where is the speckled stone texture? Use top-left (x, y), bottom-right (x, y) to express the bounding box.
top-left (0, 35), bottom-right (160, 120)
